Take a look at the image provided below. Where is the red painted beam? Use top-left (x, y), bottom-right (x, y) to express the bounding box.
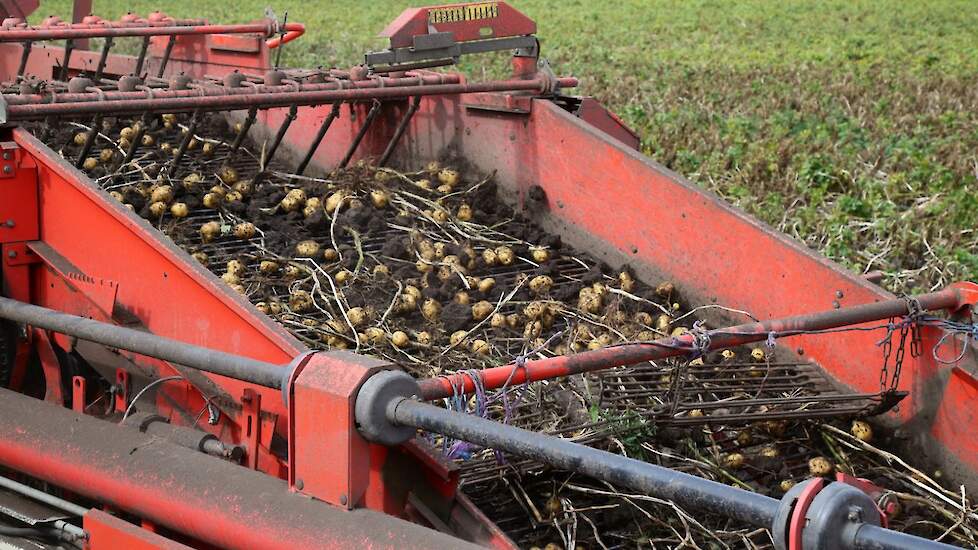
top-left (418, 284), bottom-right (978, 400)
top-left (0, 386), bottom-right (478, 549)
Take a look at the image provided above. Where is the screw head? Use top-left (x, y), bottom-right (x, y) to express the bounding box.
top-left (2, 152), bottom-right (10, 160)
top-left (294, 479), bottom-right (304, 490)
top-left (832, 300), bottom-right (840, 309)
top-left (7, 250), bottom-right (16, 258)
top-left (2, 165), bottom-right (11, 174)
top-left (5, 219), bottom-right (14, 227)
top-left (339, 494), bottom-right (348, 505)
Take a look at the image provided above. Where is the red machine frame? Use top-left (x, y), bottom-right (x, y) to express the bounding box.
top-left (0, 2), bottom-right (975, 549)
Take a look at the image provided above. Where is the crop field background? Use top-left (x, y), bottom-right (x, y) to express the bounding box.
top-left (35, 0), bottom-right (978, 293)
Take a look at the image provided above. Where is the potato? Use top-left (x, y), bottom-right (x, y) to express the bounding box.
top-left (720, 349), bottom-right (736, 361)
top-left (232, 180), bottom-right (254, 196)
top-left (73, 132), bottom-right (88, 146)
top-left (347, 307), bottom-right (367, 327)
top-left (202, 193), bottom-right (222, 209)
top-left (259, 260), bottom-right (279, 275)
top-left (335, 269), bottom-right (352, 284)
top-left (808, 456), bottom-right (833, 477)
top-left (454, 291), bottom-right (470, 305)
top-left (218, 165), bottom-right (239, 184)
top-left (851, 420), bottom-right (873, 442)
top-left (421, 298), bottom-right (441, 322)
top-left (390, 330), bottom-right (409, 348)
top-left (577, 288), bottom-right (602, 314)
top-left (655, 281), bottom-right (675, 297)
top-left (490, 313), bottom-right (507, 328)
top-left (370, 189), bottom-right (389, 209)
top-left (449, 330), bottom-right (467, 346)
top-left (202, 142), bottom-right (216, 157)
top-left (495, 246), bottom-right (515, 265)
top-left (170, 202), bottom-right (189, 218)
top-left (280, 188), bottom-right (307, 212)
top-left (289, 290), bottom-right (313, 313)
top-left (530, 247), bottom-right (550, 263)
top-left (363, 327), bottom-right (385, 346)
top-left (470, 339), bottom-right (490, 355)
top-left (150, 185), bottom-right (173, 204)
top-left (750, 348), bottom-right (766, 362)
top-left (425, 160), bottom-right (440, 173)
top-left (99, 148), bottom-right (115, 163)
top-left (529, 275), bottom-right (553, 295)
top-left (481, 248), bottom-right (498, 266)
top-left (191, 251), bottom-right (208, 264)
top-left (141, 134), bottom-right (155, 147)
top-left (148, 201), bottom-right (167, 218)
top-left (456, 203), bottom-right (473, 221)
top-left (221, 272), bottom-right (240, 285)
top-left (619, 271), bottom-right (635, 292)
top-left (471, 300), bottom-right (494, 321)
top-left (634, 311), bottom-right (653, 326)
top-left (109, 191), bottom-right (124, 201)
top-left (295, 240), bottom-right (320, 257)
top-left (324, 191), bottom-right (345, 213)
top-left (437, 168), bottom-right (459, 187)
top-left (477, 277), bottom-right (496, 293)
top-left (723, 453), bottom-right (745, 470)
top-left (224, 191), bottom-right (243, 203)
top-left (226, 259), bottom-right (246, 276)
top-left (233, 222), bottom-right (256, 240)
top-left (322, 248), bottom-right (339, 262)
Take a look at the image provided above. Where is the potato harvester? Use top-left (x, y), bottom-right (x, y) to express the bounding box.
top-left (0, 2), bottom-right (975, 549)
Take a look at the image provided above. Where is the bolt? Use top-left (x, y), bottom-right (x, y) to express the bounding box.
top-left (339, 494), bottom-right (348, 505)
top-left (7, 250), bottom-right (16, 258)
top-left (5, 219), bottom-right (13, 227)
top-left (847, 506), bottom-right (863, 522)
top-left (796, 347), bottom-right (805, 355)
top-left (832, 300), bottom-right (840, 309)
top-left (2, 166), bottom-right (11, 174)
top-left (294, 479), bottom-right (304, 490)
top-left (835, 290), bottom-right (844, 298)
top-left (1, 152), bottom-right (10, 160)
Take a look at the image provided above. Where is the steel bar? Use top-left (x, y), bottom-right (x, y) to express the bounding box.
top-left (92, 36), bottom-right (112, 83)
top-left (263, 104), bottom-right (297, 165)
top-left (418, 285), bottom-right (977, 400)
top-left (390, 398), bottom-right (959, 550)
top-left (852, 524), bottom-right (960, 550)
top-left (391, 397), bottom-right (781, 527)
top-left (0, 387), bottom-right (472, 550)
top-left (0, 21), bottom-right (305, 43)
top-left (73, 114), bottom-right (102, 168)
top-left (16, 41), bottom-right (30, 77)
top-left (228, 107), bottom-right (258, 156)
top-left (155, 35), bottom-right (176, 78)
top-left (378, 95), bottom-right (421, 166)
top-left (133, 36), bottom-right (150, 76)
top-left (0, 475), bottom-right (88, 516)
top-left (339, 100), bottom-right (382, 168)
top-left (168, 109), bottom-right (200, 171)
top-left (295, 101), bottom-right (341, 175)
top-left (0, 297), bottom-right (283, 388)
top-left (6, 74), bottom-right (461, 105)
top-left (3, 77), bottom-right (578, 119)
top-left (59, 39), bottom-right (73, 81)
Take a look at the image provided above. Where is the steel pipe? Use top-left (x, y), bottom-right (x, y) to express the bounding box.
top-left (418, 283), bottom-right (978, 400)
top-left (4, 77), bottom-right (579, 119)
top-left (0, 297), bottom-right (283, 388)
top-left (0, 20), bottom-right (305, 45)
top-left (852, 524), bottom-right (960, 550)
top-left (389, 398), bottom-right (963, 550)
top-left (4, 74), bottom-right (461, 106)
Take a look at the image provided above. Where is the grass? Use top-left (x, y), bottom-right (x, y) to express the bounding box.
top-left (33, 1), bottom-right (978, 293)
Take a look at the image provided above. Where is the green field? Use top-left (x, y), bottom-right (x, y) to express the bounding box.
top-left (34, 1), bottom-right (978, 293)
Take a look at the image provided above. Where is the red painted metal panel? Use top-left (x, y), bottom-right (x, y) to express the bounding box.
top-left (290, 352), bottom-right (381, 509)
top-left (85, 509), bottom-right (193, 550)
top-left (382, 2), bottom-right (535, 48)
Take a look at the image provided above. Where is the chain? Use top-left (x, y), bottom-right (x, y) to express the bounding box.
top-left (879, 297), bottom-right (924, 393)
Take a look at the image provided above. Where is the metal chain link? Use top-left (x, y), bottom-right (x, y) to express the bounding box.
top-left (879, 296), bottom-right (924, 393)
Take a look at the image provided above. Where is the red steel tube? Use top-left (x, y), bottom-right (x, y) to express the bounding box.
top-left (5, 73), bottom-right (462, 106)
top-left (0, 20), bottom-right (305, 44)
top-left (418, 283), bottom-right (978, 401)
top-left (0, 386), bottom-right (476, 549)
top-left (4, 77), bottom-right (579, 119)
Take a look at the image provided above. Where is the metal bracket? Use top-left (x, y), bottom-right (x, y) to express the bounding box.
top-left (0, 141), bottom-right (17, 178)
